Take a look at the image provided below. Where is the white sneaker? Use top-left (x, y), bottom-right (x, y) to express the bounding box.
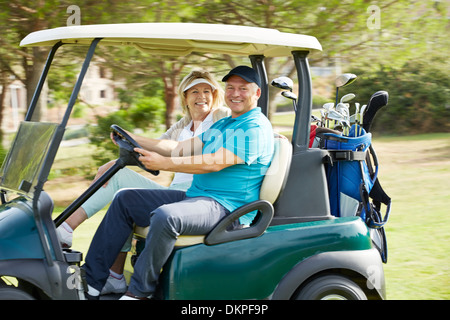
top-left (119, 292), bottom-right (152, 300)
top-left (119, 293), bottom-right (139, 300)
top-left (56, 222), bottom-right (73, 248)
top-left (101, 274), bottom-right (127, 295)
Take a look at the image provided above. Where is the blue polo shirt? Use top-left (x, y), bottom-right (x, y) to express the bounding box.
top-left (186, 107), bottom-right (274, 225)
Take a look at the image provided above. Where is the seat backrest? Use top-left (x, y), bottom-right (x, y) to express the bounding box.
top-left (259, 134), bottom-right (292, 204)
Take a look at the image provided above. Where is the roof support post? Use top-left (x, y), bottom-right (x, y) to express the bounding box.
top-left (291, 50), bottom-right (312, 154)
top-left (249, 55), bottom-right (269, 117)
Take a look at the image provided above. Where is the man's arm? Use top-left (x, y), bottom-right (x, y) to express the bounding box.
top-left (134, 147), bottom-right (244, 174)
top-left (126, 131), bottom-right (203, 157)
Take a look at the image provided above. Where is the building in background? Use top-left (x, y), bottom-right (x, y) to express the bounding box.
top-left (1, 60), bottom-right (120, 133)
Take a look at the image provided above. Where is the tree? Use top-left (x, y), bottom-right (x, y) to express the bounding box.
top-left (0, 1), bottom-right (58, 121)
top-left (341, 55), bottom-right (450, 134)
top-left (2, 0), bottom-right (446, 134)
top-left (122, 0), bottom-right (221, 129)
top-left (94, 1), bottom-right (231, 129)
top-left (190, 0), bottom-right (448, 122)
top-left (0, 0), bottom-right (151, 124)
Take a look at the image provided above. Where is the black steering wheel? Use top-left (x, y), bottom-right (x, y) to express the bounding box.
top-left (110, 124), bottom-right (159, 176)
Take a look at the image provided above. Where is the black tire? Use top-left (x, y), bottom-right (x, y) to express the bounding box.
top-left (294, 275), bottom-right (367, 300)
top-left (0, 285), bottom-right (35, 300)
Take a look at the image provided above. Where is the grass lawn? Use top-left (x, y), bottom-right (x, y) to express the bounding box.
top-left (373, 133), bottom-right (450, 299)
top-left (49, 126), bottom-right (449, 300)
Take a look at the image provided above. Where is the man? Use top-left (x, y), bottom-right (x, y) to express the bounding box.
top-left (82, 66), bottom-right (274, 300)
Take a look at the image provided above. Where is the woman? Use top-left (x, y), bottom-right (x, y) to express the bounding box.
top-left (56, 70), bottom-right (229, 293)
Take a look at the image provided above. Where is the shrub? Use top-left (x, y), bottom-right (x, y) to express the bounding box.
top-left (340, 59), bottom-right (450, 134)
top-left (89, 95), bottom-right (164, 167)
top-left (89, 112), bottom-right (133, 167)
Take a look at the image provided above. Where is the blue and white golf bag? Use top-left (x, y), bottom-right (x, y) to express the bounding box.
top-left (322, 125), bottom-right (390, 231)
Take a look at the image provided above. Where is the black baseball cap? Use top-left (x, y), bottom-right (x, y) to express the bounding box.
top-left (222, 65), bottom-right (261, 88)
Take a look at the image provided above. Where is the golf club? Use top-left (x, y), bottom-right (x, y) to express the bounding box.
top-left (342, 119), bottom-right (351, 136)
top-left (311, 114), bottom-right (321, 125)
top-left (271, 76), bottom-right (294, 91)
top-left (354, 102), bottom-right (360, 137)
top-left (334, 73), bottom-right (357, 106)
top-left (340, 93), bottom-right (356, 104)
top-left (327, 109), bottom-right (346, 132)
top-left (336, 103), bottom-right (350, 135)
top-left (335, 102), bottom-right (349, 115)
top-left (320, 109), bottom-right (326, 127)
top-left (281, 90), bottom-right (298, 112)
top-left (271, 76), bottom-right (298, 111)
top-left (359, 104), bottom-right (367, 136)
top-left (322, 102), bottom-right (334, 128)
top-left (362, 91), bottom-right (389, 133)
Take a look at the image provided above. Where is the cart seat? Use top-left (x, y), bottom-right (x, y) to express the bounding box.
top-left (134, 133), bottom-right (292, 246)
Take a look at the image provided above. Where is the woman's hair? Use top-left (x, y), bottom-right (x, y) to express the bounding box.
top-left (177, 70), bottom-right (224, 118)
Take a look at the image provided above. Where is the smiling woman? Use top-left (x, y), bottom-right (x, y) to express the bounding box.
top-left (178, 70), bottom-right (224, 129)
top-left (185, 83), bottom-right (214, 122)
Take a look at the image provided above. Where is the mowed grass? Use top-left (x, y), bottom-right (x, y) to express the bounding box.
top-left (372, 133), bottom-right (450, 300)
top-left (50, 127), bottom-right (450, 300)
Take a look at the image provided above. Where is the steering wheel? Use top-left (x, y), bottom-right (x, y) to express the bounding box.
top-left (110, 124), bottom-right (159, 176)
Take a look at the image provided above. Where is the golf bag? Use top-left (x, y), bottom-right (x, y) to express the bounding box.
top-left (322, 126), bottom-right (391, 229)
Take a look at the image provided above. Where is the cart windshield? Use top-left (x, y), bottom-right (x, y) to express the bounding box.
top-left (0, 121), bottom-right (59, 198)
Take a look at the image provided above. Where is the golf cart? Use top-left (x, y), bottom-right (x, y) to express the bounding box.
top-left (0, 23), bottom-right (389, 300)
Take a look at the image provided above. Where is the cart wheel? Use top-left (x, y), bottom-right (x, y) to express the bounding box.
top-left (294, 275), bottom-right (367, 300)
top-left (0, 285), bottom-right (35, 300)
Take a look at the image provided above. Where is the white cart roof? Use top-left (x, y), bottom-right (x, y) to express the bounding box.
top-left (20, 23), bottom-right (322, 57)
